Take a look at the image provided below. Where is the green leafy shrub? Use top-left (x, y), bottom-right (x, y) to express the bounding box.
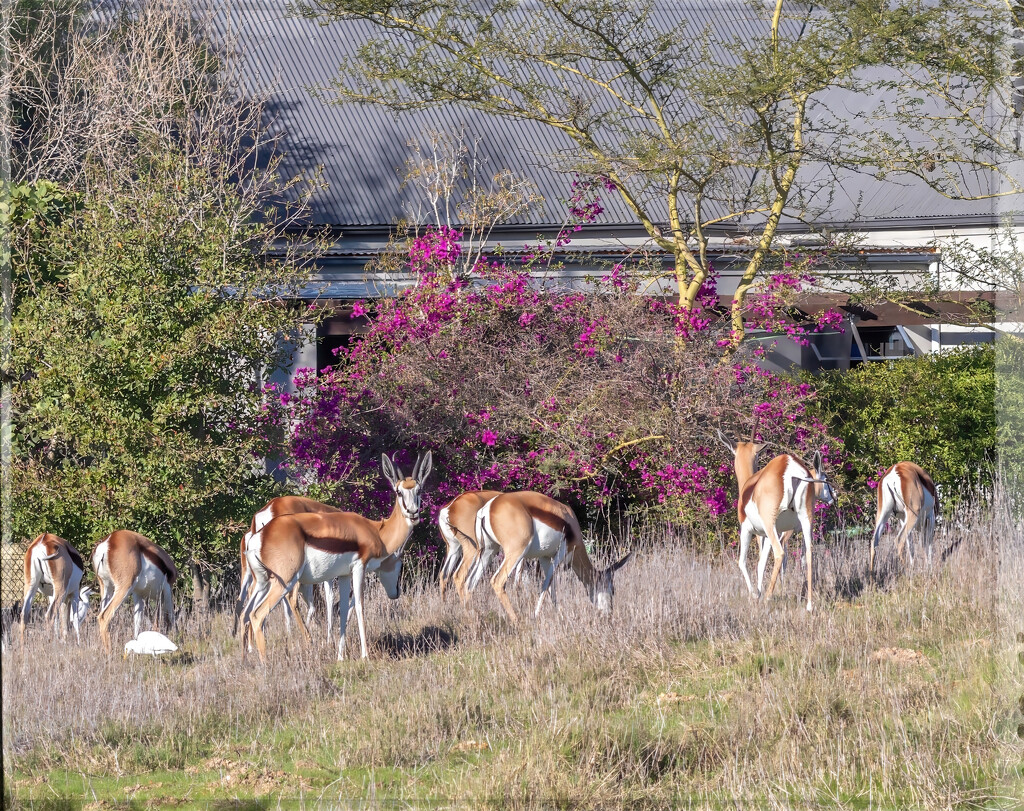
top-left (9, 164), bottom-right (310, 574)
top-left (808, 347), bottom-right (995, 506)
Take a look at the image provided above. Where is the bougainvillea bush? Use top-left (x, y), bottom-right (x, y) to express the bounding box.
top-left (262, 224), bottom-right (844, 554)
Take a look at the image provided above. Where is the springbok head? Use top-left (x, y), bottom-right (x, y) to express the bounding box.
top-left (381, 450), bottom-right (434, 527)
top-left (808, 450), bottom-right (836, 506)
top-left (714, 427), bottom-right (769, 470)
top-left (592, 552), bottom-right (632, 615)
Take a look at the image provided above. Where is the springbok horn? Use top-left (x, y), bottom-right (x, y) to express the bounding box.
top-left (381, 453), bottom-right (399, 484)
top-left (412, 453), bottom-right (422, 481)
top-left (749, 413), bottom-right (761, 443)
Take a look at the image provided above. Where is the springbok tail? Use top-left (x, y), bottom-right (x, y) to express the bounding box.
top-left (239, 548), bottom-right (275, 630)
top-left (247, 549), bottom-right (270, 583)
top-left (886, 480), bottom-right (902, 511)
top-left (448, 519), bottom-right (478, 549)
top-left (441, 544), bottom-right (463, 580)
top-left (91, 542), bottom-right (114, 614)
top-left (466, 506), bottom-right (494, 592)
top-left (439, 513), bottom-right (469, 580)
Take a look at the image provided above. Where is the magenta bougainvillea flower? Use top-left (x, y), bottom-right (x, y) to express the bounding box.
top-left (258, 183), bottom-right (848, 554)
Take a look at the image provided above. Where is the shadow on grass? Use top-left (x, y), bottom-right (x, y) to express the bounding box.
top-left (373, 625), bottom-right (458, 659)
top-left (5, 796), bottom-right (145, 811)
top-left (5, 797), bottom-right (76, 811)
top-left (209, 800), bottom-right (271, 811)
top-left (833, 572), bottom-right (866, 601)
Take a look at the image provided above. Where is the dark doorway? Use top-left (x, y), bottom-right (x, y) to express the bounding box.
top-left (317, 332), bottom-right (352, 372)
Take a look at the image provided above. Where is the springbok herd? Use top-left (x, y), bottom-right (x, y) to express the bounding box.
top-left (16, 434), bottom-right (938, 660)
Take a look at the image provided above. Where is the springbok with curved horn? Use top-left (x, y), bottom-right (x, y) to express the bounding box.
top-left (93, 531), bottom-right (178, 654)
top-left (233, 496), bottom-right (347, 640)
top-left (243, 451), bottom-right (432, 661)
top-left (870, 462), bottom-right (937, 574)
top-left (716, 427), bottom-right (834, 611)
top-left (21, 533), bottom-right (89, 642)
top-left (438, 490), bottom-right (502, 602)
top-left (467, 491), bottom-right (631, 623)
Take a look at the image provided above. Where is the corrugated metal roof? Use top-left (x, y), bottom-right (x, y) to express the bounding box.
top-left (215, 0), bottom-right (1008, 230)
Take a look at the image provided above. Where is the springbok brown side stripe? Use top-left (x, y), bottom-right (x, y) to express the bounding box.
top-left (525, 505), bottom-right (579, 545)
top-left (66, 544), bottom-right (85, 572)
top-left (140, 545), bottom-right (178, 584)
top-left (304, 536), bottom-right (362, 556)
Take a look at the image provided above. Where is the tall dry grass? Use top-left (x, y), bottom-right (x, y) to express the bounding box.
top-left (3, 488), bottom-right (1022, 809)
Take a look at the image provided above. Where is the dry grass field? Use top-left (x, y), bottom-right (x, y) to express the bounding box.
top-left (3, 492), bottom-right (1023, 810)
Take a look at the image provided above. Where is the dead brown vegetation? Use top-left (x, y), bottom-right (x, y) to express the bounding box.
top-left (3, 490), bottom-right (1022, 808)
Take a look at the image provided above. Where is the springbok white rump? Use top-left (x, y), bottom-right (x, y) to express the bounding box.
top-left (233, 496), bottom-right (348, 640)
top-left (21, 533), bottom-right (89, 643)
top-left (717, 429), bottom-right (834, 611)
top-left (92, 530), bottom-right (178, 654)
top-left (243, 451), bottom-right (432, 661)
top-left (467, 491), bottom-right (631, 623)
top-left (437, 490), bottom-right (502, 603)
top-left (870, 461), bottom-right (937, 574)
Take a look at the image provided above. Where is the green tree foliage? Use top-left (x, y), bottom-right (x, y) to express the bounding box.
top-left (997, 337), bottom-right (1024, 490)
top-left (809, 348), bottom-right (995, 503)
top-left (922, 224), bottom-right (1024, 491)
top-left (9, 163), bottom-right (310, 572)
top-left (0, 180), bottom-right (79, 309)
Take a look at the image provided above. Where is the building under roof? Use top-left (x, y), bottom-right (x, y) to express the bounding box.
top-left (221, 0), bottom-right (1019, 374)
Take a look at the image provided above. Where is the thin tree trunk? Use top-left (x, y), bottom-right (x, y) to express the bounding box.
top-left (189, 560), bottom-right (210, 613)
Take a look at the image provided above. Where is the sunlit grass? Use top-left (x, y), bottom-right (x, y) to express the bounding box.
top-left (3, 491), bottom-right (1022, 809)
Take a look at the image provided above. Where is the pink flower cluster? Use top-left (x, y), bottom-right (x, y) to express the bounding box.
top-left (671, 267), bottom-right (720, 341)
top-left (738, 270), bottom-right (846, 347)
top-left (409, 225), bottom-right (463, 274)
top-left (554, 175), bottom-right (610, 246)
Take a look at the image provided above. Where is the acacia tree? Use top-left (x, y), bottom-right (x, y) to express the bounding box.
top-left (302, 0), bottom-right (1017, 347)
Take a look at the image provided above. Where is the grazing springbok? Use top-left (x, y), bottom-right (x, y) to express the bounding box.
top-left (243, 451), bottom-right (432, 661)
top-left (233, 496), bottom-right (347, 640)
top-left (21, 533), bottom-right (89, 642)
top-left (93, 531), bottom-right (178, 654)
top-left (438, 490), bottom-right (502, 602)
top-left (870, 462), bottom-right (937, 574)
top-left (717, 429), bottom-right (834, 611)
top-left (467, 491), bottom-right (631, 623)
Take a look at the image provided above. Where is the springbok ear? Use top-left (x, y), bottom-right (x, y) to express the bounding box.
top-left (381, 453), bottom-right (399, 485)
top-left (813, 451), bottom-right (824, 472)
top-left (714, 429), bottom-right (736, 455)
top-left (418, 450), bottom-right (433, 483)
top-left (609, 552), bottom-right (632, 573)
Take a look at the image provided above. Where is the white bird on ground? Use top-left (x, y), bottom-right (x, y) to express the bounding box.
top-left (124, 630), bottom-right (178, 657)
